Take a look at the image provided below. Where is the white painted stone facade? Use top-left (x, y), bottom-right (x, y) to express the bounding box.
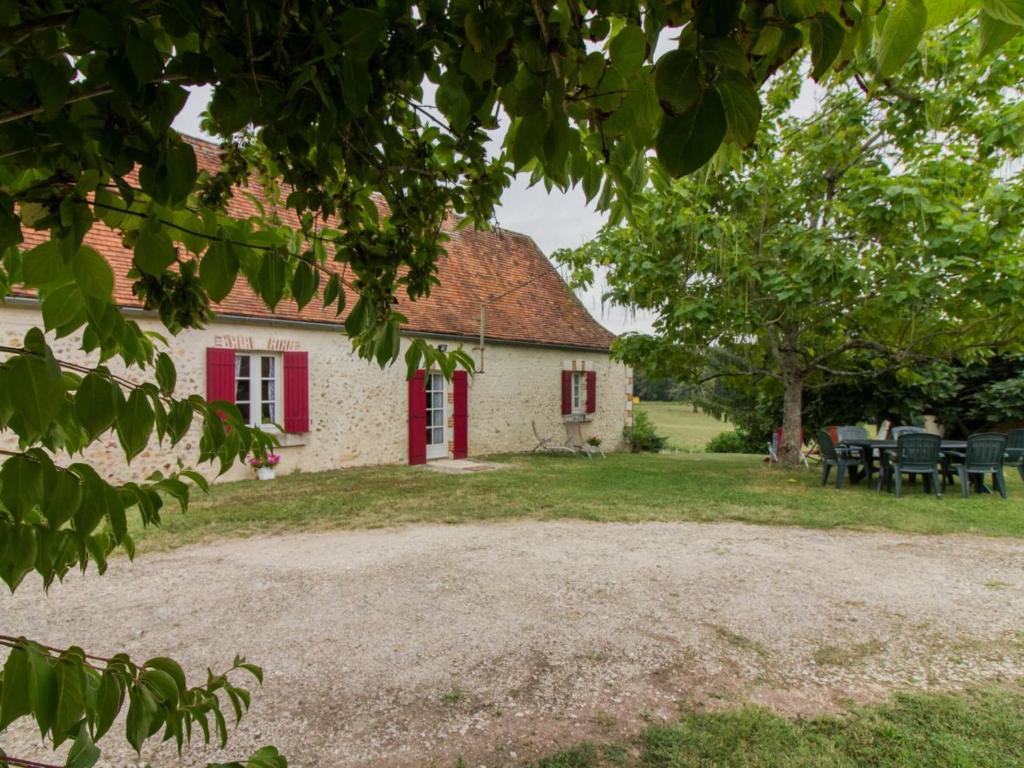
top-left (0, 303), bottom-right (631, 483)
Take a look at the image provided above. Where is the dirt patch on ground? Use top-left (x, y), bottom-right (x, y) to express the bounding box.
top-left (4, 521), bottom-right (1024, 767)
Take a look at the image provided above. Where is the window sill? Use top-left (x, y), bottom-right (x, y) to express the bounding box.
top-left (564, 413), bottom-right (593, 423)
top-left (275, 432), bottom-right (308, 448)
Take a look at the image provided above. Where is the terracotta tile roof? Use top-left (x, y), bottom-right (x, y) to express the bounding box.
top-left (17, 136), bottom-right (615, 351)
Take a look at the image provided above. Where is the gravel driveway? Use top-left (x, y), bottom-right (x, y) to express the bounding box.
top-left (4, 521), bottom-right (1024, 767)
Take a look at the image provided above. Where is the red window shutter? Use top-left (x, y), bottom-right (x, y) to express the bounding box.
top-left (586, 370), bottom-right (597, 414)
top-left (408, 369), bottom-right (427, 465)
top-left (453, 370), bottom-right (468, 459)
top-left (283, 351), bottom-right (309, 433)
top-left (206, 348), bottom-right (236, 404)
top-left (561, 370), bottom-right (572, 415)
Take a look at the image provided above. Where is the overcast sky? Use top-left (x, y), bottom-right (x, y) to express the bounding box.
top-left (172, 86), bottom-right (655, 334)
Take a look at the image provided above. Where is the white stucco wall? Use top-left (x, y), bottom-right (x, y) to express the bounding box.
top-left (0, 304), bottom-right (631, 483)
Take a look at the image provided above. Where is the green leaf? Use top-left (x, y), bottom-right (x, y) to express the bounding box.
top-left (41, 469), bottom-right (82, 528)
top-left (0, 646), bottom-right (31, 730)
top-left (0, 452), bottom-right (46, 523)
top-left (201, 238), bottom-right (240, 302)
top-left (979, 8), bottom-right (1022, 53)
top-left (654, 50), bottom-right (702, 115)
top-left (983, 0), bottom-right (1024, 24)
top-left (344, 296), bottom-right (371, 337)
top-left (290, 260), bottom-right (319, 310)
top-left (165, 142), bottom-right (199, 206)
top-left (924, 0), bottom-right (978, 27)
top-left (460, 47), bottom-right (495, 85)
top-left (809, 14), bottom-right (846, 81)
top-left (144, 657), bottom-right (187, 693)
top-left (66, 723), bottom-right (101, 768)
top-left (28, 648), bottom-right (58, 734)
top-left (323, 273), bottom-right (340, 309)
top-left (93, 670), bottom-right (125, 741)
top-left (257, 249), bottom-right (287, 309)
top-left (876, 0), bottom-right (928, 79)
top-left (41, 283), bottom-right (85, 333)
top-left (714, 72), bottom-right (762, 146)
top-left (22, 240), bottom-right (72, 289)
top-left (512, 113), bottom-right (547, 170)
top-left (134, 226), bottom-right (178, 275)
top-left (30, 58), bottom-right (71, 118)
top-left (339, 8), bottom-right (384, 60)
top-left (115, 389), bottom-right (156, 463)
top-left (340, 57), bottom-right (372, 113)
top-left (0, 523), bottom-right (39, 591)
top-left (7, 352), bottom-right (65, 439)
top-left (609, 25), bottom-right (647, 72)
top-left (655, 90), bottom-right (728, 177)
top-left (53, 654), bottom-right (86, 746)
top-left (72, 246), bottom-right (114, 301)
top-left (74, 373), bottom-right (120, 441)
top-left (140, 668), bottom-right (179, 706)
top-left (155, 352), bottom-right (177, 395)
top-left (125, 684), bottom-right (159, 753)
top-left (168, 399), bottom-right (195, 442)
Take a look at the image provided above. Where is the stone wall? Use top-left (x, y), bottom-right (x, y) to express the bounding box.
top-left (0, 304), bottom-right (631, 483)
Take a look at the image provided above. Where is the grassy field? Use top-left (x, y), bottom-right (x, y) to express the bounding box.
top-left (530, 686), bottom-right (1024, 767)
top-left (132, 451), bottom-right (1024, 551)
top-left (634, 402), bottom-right (731, 451)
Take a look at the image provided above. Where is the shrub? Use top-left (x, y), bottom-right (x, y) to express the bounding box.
top-left (625, 409), bottom-right (668, 453)
top-left (706, 429), bottom-right (765, 454)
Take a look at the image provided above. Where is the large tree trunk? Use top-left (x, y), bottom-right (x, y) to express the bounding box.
top-left (778, 353), bottom-right (804, 468)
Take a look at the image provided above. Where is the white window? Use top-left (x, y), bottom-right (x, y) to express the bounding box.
top-left (235, 353), bottom-right (281, 428)
top-left (571, 371), bottom-right (585, 414)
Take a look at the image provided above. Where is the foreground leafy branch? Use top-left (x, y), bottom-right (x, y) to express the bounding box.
top-left (0, 636), bottom-right (267, 765)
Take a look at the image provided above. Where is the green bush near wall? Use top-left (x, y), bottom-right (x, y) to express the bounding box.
top-left (625, 410), bottom-right (668, 453)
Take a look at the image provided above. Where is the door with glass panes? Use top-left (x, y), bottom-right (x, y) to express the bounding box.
top-left (424, 371), bottom-right (447, 460)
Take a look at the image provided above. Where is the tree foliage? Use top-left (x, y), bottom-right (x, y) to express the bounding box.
top-left (0, 0), bottom-right (1008, 765)
top-left (560, 29), bottom-right (1024, 465)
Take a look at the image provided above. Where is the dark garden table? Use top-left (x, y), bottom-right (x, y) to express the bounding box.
top-left (839, 438), bottom-right (970, 493)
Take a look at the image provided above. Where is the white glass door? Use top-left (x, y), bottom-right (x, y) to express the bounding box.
top-left (425, 372), bottom-right (447, 460)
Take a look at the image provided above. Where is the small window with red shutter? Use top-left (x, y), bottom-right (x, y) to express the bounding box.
top-left (206, 348), bottom-right (309, 433)
top-left (561, 367), bottom-right (597, 417)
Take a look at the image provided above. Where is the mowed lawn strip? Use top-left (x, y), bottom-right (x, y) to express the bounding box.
top-left (130, 452), bottom-right (1024, 552)
top-left (634, 402), bottom-right (731, 451)
top-left (530, 685), bottom-right (1024, 767)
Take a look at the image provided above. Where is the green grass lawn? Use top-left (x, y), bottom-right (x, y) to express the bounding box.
top-left (530, 686), bottom-right (1024, 767)
top-left (634, 402), bottom-right (731, 451)
top-left (132, 451), bottom-right (1024, 552)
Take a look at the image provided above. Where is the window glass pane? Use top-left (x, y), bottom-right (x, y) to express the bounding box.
top-left (432, 391), bottom-right (443, 410)
top-left (237, 402), bottom-right (251, 423)
top-left (236, 378), bottom-right (251, 403)
top-left (262, 356), bottom-right (275, 378)
top-left (236, 356), bottom-right (250, 377)
top-left (262, 378), bottom-right (276, 403)
top-left (261, 401), bottom-right (275, 423)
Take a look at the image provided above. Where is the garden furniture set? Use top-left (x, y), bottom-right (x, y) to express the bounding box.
top-left (816, 426), bottom-right (1024, 498)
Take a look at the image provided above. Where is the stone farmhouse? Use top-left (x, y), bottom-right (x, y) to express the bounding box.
top-left (5, 138), bottom-right (632, 482)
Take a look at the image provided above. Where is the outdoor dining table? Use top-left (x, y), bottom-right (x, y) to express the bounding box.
top-left (838, 438), bottom-right (970, 492)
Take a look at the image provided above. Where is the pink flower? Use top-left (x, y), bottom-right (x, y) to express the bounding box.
top-left (249, 453), bottom-right (282, 469)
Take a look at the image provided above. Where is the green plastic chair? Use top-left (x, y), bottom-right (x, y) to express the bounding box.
top-left (882, 433), bottom-right (943, 498)
top-left (1005, 428), bottom-right (1024, 483)
top-left (817, 430), bottom-right (867, 489)
top-left (946, 432), bottom-right (1009, 499)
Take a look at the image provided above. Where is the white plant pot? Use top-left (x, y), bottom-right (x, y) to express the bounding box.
top-left (256, 467), bottom-right (276, 481)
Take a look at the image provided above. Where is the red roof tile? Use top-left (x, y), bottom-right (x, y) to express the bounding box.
top-left (17, 136), bottom-right (615, 351)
